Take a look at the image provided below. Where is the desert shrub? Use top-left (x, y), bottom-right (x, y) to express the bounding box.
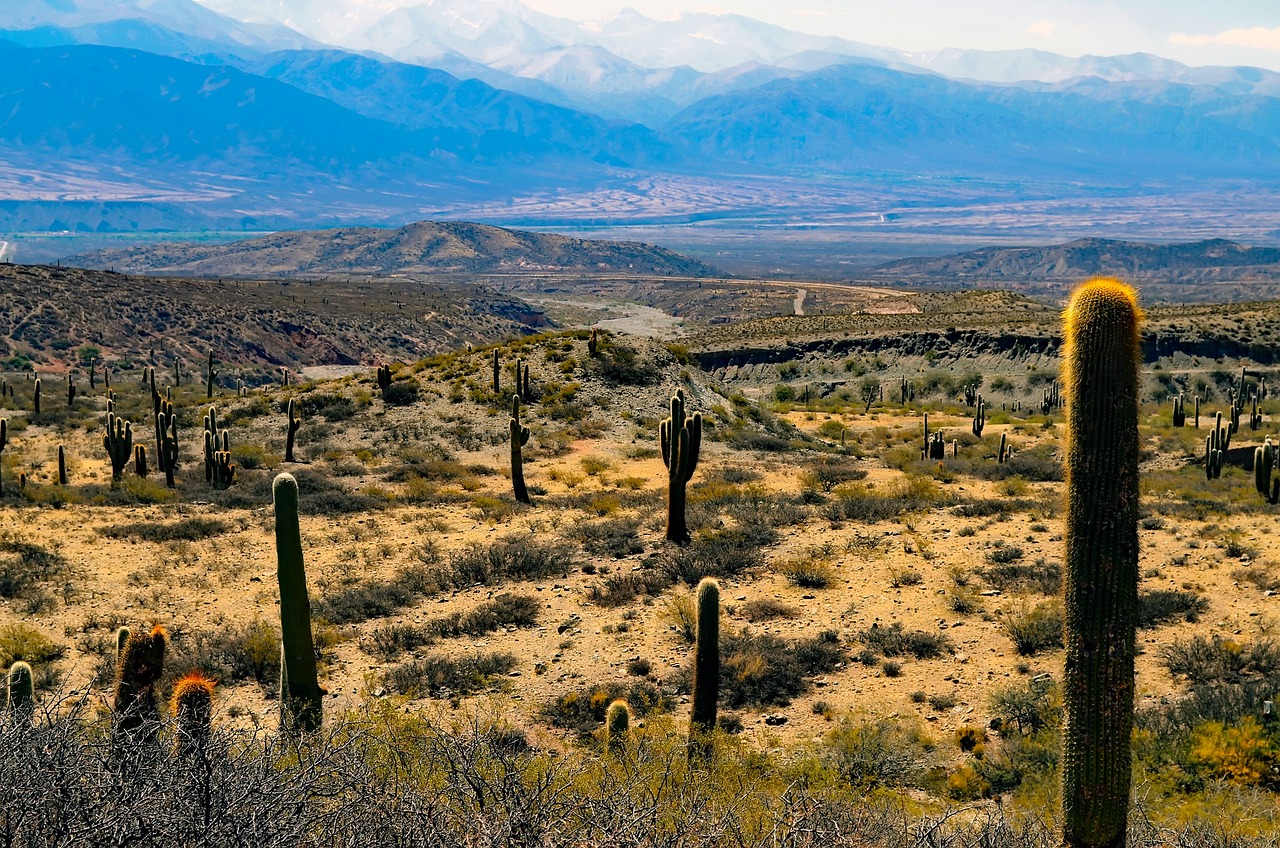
top-left (1187, 717), bottom-right (1279, 787)
top-left (985, 544), bottom-right (1024, 565)
top-left (887, 566), bottom-right (923, 588)
top-left (166, 619), bottom-right (279, 688)
top-left (593, 345), bottom-right (659, 386)
top-left (775, 547), bottom-right (836, 588)
top-left (999, 602), bottom-right (1064, 656)
top-left (426, 593), bottom-right (540, 639)
top-left (543, 681), bottom-right (671, 739)
top-left (1137, 589), bottom-right (1208, 628)
top-left (657, 528), bottom-right (766, 584)
top-left (825, 717), bottom-right (934, 789)
top-left (0, 537), bottom-right (70, 609)
top-left (626, 658), bottom-right (652, 677)
top-left (713, 630), bottom-right (848, 708)
top-left (1231, 566), bottom-right (1280, 592)
top-left (660, 591), bottom-right (698, 643)
top-left (446, 535), bottom-right (576, 588)
top-left (383, 652), bottom-right (517, 697)
top-left (98, 517), bottom-right (230, 543)
top-left (856, 622), bottom-right (952, 660)
top-left (0, 623), bottom-right (65, 684)
top-left (978, 558), bottom-right (1061, 595)
top-left (1160, 636), bottom-right (1280, 685)
top-left (381, 380), bottom-right (420, 406)
top-left (585, 570), bottom-right (672, 607)
top-left (575, 517), bottom-right (644, 558)
top-left (738, 598), bottom-right (800, 622)
top-left (295, 392), bottom-right (357, 422)
top-left (825, 476), bottom-right (947, 523)
top-left (315, 565), bottom-right (440, 625)
top-left (800, 457), bottom-right (867, 493)
top-left (989, 677), bottom-right (1061, 735)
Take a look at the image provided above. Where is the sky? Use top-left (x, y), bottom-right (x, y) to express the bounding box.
top-left (509, 0), bottom-right (1280, 69)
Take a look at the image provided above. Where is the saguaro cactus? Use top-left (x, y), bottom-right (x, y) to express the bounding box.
top-left (33, 377), bottom-right (40, 415)
top-left (492, 349), bottom-right (500, 393)
top-left (66, 375), bottom-right (76, 410)
top-left (588, 329), bottom-right (600, 358)
top-left (0, 417), bottom-right (7, 496)
top-left (661, 389), bottom-right (702, 544)
top-left (274, 473), bottom-right (323, 732)
top-left (205, 350), bottom-right (218, 399)
top-left (5, 661), bottom-right (34, 721)
top-left (510, 396), bottom-right (531, 505)
top-left (689, 577), bottom-right (720, 755)
top-left (1060, 279), bottom-right (1141, 848)
top-left (170, 671), bottom-right (215, 756)
top-left (57, 445), bottom-right (68, 485)
top-left (376, 364), bottom-right (391, 398)
top-left (285, 397), bottom-right (302, 462)
top-left (103, 412), bottom-right (133, 484)
top-left (113, 625), bottom-right (168, 738)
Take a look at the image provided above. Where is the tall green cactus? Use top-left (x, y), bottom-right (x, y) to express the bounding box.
top-left (113, 625), bottom-right (167, 738)
top-left (971, 396), bottom-right (986, 437)
top-left (57, 445), bottom-right (67, 486)
top-left (274, 473), bottom-right (322, 732)
top-left (661, 389), bottom-right (701, 544)
top-left (376, 364), bottom-right (391, 398)
top-left (66, 375), bottom-right (75, 410)
top-left (0, 417), bottom-right (7, 497)
top-left (689, 577), bottom-right (719, 757)
top-left (510, 395), bottom-right (531, 505)
top-left (103, 412), bottom-right (133, 484)
top-left (285, 397), bottom-right (302, 463)
top-left (5, 661), bottom-right (34, 721)
top-left (159, 408), bottom-right (178, 488)
top-left (492, 349), bottom-right (500, 393)
top-left (32, 377), bottom-right (40, 416)
top-left (205, 350), bottom-right (218, 399)
top-left (1060, 279), bottom-right (1141, 848)
top-left (134, 445), bottom-right (148, 478)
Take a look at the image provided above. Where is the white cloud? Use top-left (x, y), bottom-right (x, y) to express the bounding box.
top-left (1170, 26), bottom-right (1280, 52)
top-left (1025, 20), bottom-right (1055, 39)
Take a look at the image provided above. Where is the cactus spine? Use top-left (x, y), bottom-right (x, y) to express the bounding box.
top-left (103, 412), bottom-right (133, 484)
top-left (605, 698), bottom-right (630, 752)
top-left (660, 389), bottom-right (702, 544)
top-left (510, 395), bottom-right (531, 505)
top-left (274, 473), bottom-right (322, 732)
top-left (5, 661), bottom-right (34, 721)
top-left (689, 577), bottom-right (720, 754)
top-left (113, 625), bottom-right (167, 738)
top-left (1060, 280), bottom-right (1141, 848)
top-left (285, 397), bottom-right (302, 463)
top-left (170, 671), bottom-right (215, 756)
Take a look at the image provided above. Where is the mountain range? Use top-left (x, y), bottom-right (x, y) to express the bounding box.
top-left (4, 0), bottom-right (1280, 243)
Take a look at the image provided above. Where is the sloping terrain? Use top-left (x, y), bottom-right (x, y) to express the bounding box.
top-left (0, 263), bottom-right (549, 375)
top-left (67, 221), bottom-right (723, 277)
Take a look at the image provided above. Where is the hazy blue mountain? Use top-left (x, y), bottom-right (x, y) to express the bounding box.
top-left (237, 49), bottom-right (674, 166)
top-left (662, 63), bottom-right (1280, 177)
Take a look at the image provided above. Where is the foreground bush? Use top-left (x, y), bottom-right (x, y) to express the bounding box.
top-left (0, 702), bottom-right (1273, 847)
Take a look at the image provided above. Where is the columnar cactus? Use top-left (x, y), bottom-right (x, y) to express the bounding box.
top-left (660, 389), bottom-right (701, 544)
top-left (1060, 280), bottom-right (1141, 848)
top-left (170, 671), bottom-right (215, 756)
top-left (998, 432), bottom-right (1008, 464)
top-left (57, 445), bottom-right (67, 485)
top-left (900, 376), bottom-right (910, 404)
top-left (66, 375), bottom-right (76, 410)
top-left (5, 661), bottom-right (34, 721)
top-left (587, 329), bottom-right (599, 358)
top-left (113, 625), bottom-right (168, 738)
top-left (33, 377), bottom-right (40, 415)
top-left (376, 364), bottom-right (391, 398)
top-left (285, 398), bottom-right (302, 463)
top-left (492, 349), bottom-right (500, 393)
top-left (510, 395), bottom-right (531, 505)
top-left (0, 417), bottom-right (7, 496)
top-left (964, 384), bottom-right (978, 407)
top-left (689, 577), bottom-right (719, 754)
top-left (605, 698), bottom-right (630, 752)
top-left (159, 406), bottom-right (178, 488)
top-left (274, 473), bottom-right (322, 732)
top-left (205, 350), bottom-right (218, 399)
top-left (1255, 441), bottom-right (1273, 498)
top-left (212, 449), bottom-right (236, 489)
top-left (134, 445), bottom-right (148, 478)
top-left (972, 396), bottom-right (986, 437)
top-left (1205, 435), bottom-right (1223, 480)
top-left (103, 412), bottom-right (133, 484)
top-left (203, 406), bottom-right (219, 483)
top-left (1172, 394), bottom-right (1185, 427)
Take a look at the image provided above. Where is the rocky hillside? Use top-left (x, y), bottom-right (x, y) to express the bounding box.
top-left (0, 263), bottom-right (548, 377)
top-left (869, 238), bottom-right (1280, 283)
top-left (66, 221), bottom-right (723, 278)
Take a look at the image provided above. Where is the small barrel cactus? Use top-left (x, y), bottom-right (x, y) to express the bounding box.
top-left (5, 661), bottom-right (34, 721)
top-left (170, 671), bottom-right (216, 756)
top-left (605, 698), bottom-right (630, 752)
